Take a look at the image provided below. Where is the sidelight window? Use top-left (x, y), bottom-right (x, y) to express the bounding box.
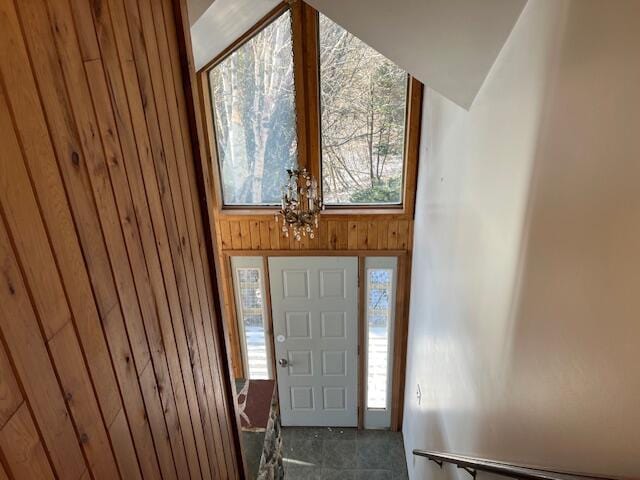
top-left (364, 257), bottom-right (397, 428)
top-left (231, 257), bottom-right (272, 379)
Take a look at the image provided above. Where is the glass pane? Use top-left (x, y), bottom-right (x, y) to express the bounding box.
top-left (319, 14), bottom-right (408, 205)
top-left (366, 268), bottom-right (393, 409)
top-left (209, 11), bottom-right (297, 205)
top-left (236, 268), bottom-right (269, 379)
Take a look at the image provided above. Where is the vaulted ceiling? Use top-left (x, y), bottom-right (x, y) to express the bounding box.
top-left (190, 0), bottom-right (280, 69)
top-left (188, 0), bottom-right (527, 108)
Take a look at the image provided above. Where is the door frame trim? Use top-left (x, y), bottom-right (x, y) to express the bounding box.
top-left (224, 249), bottom-right (410, 430)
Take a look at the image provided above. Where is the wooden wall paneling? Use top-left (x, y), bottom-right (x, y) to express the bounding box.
top-left (250, 220), bottom-right (261, 249)
top-left (388, 220), bottom-right (399, 249)
top-left (1, 0), bottom-right (161, 473)
top-left (104, 0), bottom-right (207, 477)
top-left (367, 221), bottom-right (378, 250)
top-left (74, 0), bottom-right (209, 476)
top-left (194, 70), bottom-right (244, 473)
top-left (397, 220), bottom-right (410, 250)
top-left (357, 222), bottom-right (368, 250)
top-left (300, 230), bottom-right (310, 249)
top-left (0, 0), bottom-right (240, 477)
top-left (47, 323), bottom-right (121, 479)
top-left (310, 227), bottom-right (320, 248)
top-left (85, 50), bottom-right (190, 480)
top-left (377, 221), bottom-right (389, 250)
top-left (0, 108), bottom-right (66, 343)
top-left (0, 342), bottom-right (21, 429)
top-left (348, 221), bottom-right (358, 249)
top-left (24, 0), bottom-right (154, 375)
top-left (317, 220), bottom-right (328, 249)
top-left (0, 214), bottom-right (86, 479)
top-left (136, 0), bottom-right (236, 475)
top-left (108, 409), bottom-right (144, 480)
top-left (0, 405), bottom-right (55, 480)
top-left (88, 52), bottom-right (199, 478)
top-left (282, 228), bottom-right (292, 250)
top-left (158, 0), bottom-right (238, 474)
top-left (259, 221), bottom-right (271, 249)
top-left (327, 221), bottom-right (338, 249)
top-left (0, 5), bottom-right (128, 460)
top-left (239, 221), bottom-right (250, 249)
top-left (219, 220), bottom-right (233, 250)
top-left (269, 221), bottom-right (280, 249)
top-left (189, 193), bottom-right (238, 478)
top-left (61, 0), bottom-right (176, 477)
top-left (287, 228), bottom-right (296, 250)
top-left (217, 218), bottom-right (414, 253)
top-left (2, 47), bottom-right (127, 473)
top-left (117, 0), bottom-right (228, 476)
top-left (171, 0), bottom-right (243, 475)
top-left (103, 307), bottom-right (162, 480)
top-left (337, 221), bottom-right (349, 250)
top-left (110, 6), bottom-right (194, 476)
top-left (10, 10), bottom-right (171, 472)
top-left (279, 225), bottom-right (291, 250)
top-left (230, 222), bottom-right (243, 250)
top-left (1, 82), bottom-right (114, 478)
top-left (30, 0), bottom-right (184, 476)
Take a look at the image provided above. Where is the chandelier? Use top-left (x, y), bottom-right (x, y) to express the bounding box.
top-left (276, 168), bottom-right (322, 241)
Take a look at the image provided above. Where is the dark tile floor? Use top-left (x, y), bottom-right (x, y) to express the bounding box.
top-left (282, 427), bottom-right (409, 479)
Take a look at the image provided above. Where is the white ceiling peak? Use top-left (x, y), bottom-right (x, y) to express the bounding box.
top-left (305, 0), bottom-right (526, 108)
top-left (188, 0), bottom-right (526, 108)
top-left (190, 0), bottom-right (280, 71)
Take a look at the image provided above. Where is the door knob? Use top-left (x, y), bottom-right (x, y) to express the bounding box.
top-left (278, 358), bottom-right (289, 367)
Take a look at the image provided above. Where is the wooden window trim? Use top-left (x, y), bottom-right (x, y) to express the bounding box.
top-left (200, 1), bottom-right (423, 218)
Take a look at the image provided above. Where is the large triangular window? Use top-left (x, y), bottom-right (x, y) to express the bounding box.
top-left (204, 2), bottom-right (421, 212)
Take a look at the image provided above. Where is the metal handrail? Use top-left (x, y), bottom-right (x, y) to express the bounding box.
top-left (412, 450), bottom-right (630, 480)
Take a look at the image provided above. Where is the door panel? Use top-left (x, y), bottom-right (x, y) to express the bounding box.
top-left (269, 257), bottom-right (358, 426)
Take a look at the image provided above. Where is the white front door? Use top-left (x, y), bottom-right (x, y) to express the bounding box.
top-left (268, 257), bottom-right (358, 426)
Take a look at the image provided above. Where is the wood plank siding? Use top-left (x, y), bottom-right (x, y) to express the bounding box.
top-left (0, 0), bottom-right (240, 478)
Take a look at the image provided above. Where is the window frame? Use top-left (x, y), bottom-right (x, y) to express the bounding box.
top-left (230, 256), bottom-right (274, 380)
top-left (363, 256), bottom-right (397, 429)
top-left (316, 14), bottom-right (409, 210)
top-left (204, 4), bottom-right (297, 210)
top-left (201, 1), bottom-right (422, 217)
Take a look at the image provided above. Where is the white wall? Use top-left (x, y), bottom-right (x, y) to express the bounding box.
top-left (404, 1), bottom-right (640, 479)
top-left (305, 0), bottom-right (525, 109)
top-left (187, 0), bottom-right (213, 25)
